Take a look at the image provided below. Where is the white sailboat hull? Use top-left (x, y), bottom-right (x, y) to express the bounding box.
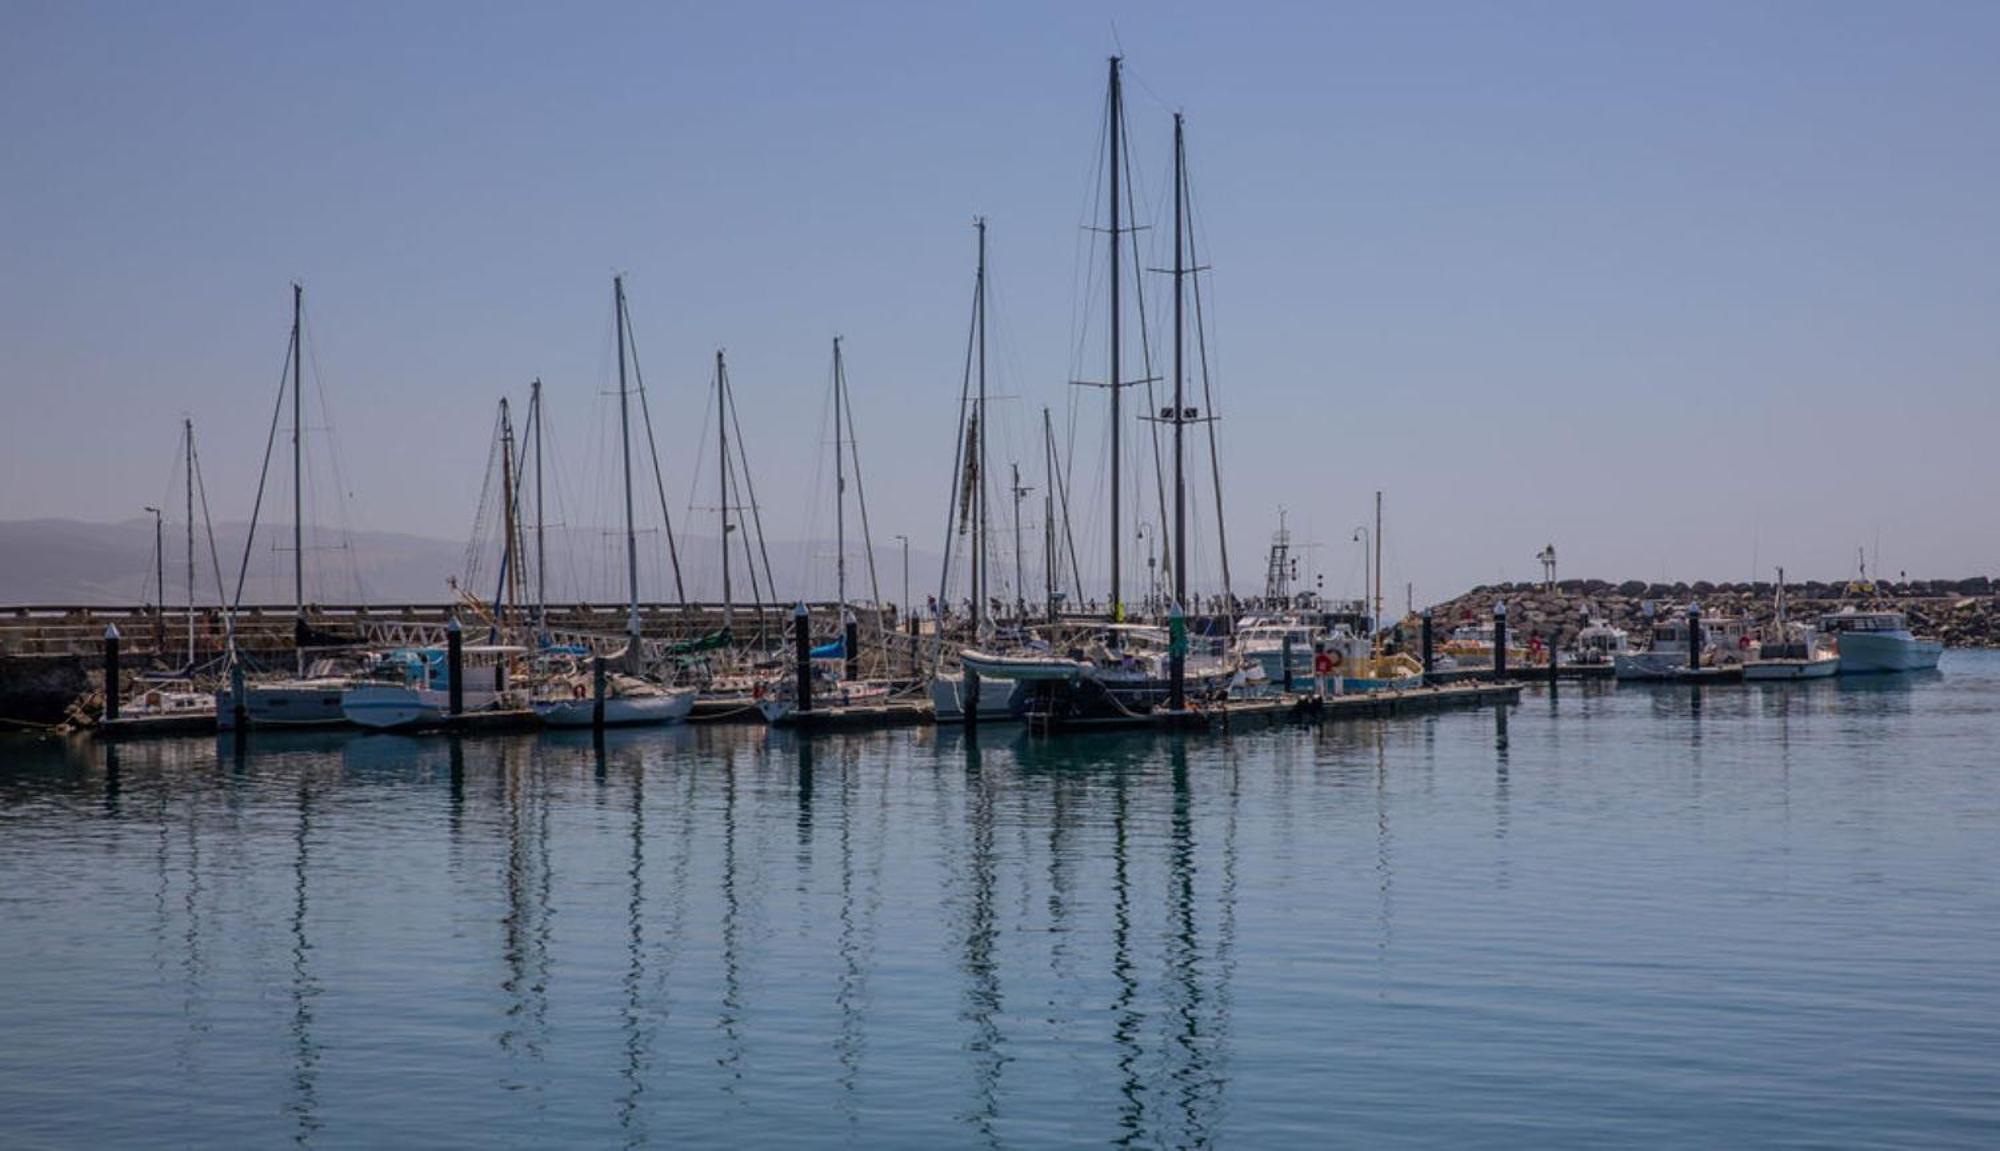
top-left (929, 672), bottom-right (1019, 722)
top-left (535, 688), bottom-right (695, 727)
top-left (217, 679), bottom-right (351, 729)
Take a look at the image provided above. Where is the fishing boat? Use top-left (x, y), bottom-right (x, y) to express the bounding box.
top-left (1819, 609), bottom-right (1942, 673)
top-left (1572, 618), bottom-right (1630, 665)
top-left (1743, 568), bottom-right (1840, 680)
top-left (1613, 609), bottom-right (1756, 681)
top-left (1742, 627), bottom-right (1839, 680)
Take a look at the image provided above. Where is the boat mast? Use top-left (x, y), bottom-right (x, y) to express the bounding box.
top-left (499, 396), bottom-right (519, 624)
top-left (1011, 462), bottom-right (1030, 621)
top-left (972, 217), bottom-right (987, 635)
top-left (184, 416), bottom-right (195, 670)
top-left (531, 378), bottom-right (546, 638)
top-left (290, 282), bottom-right (304, 675)
top-left (1107, 55), bottom-right (1124, 628)
top-left (1043, 408), bottom-right (1057, 621)
top-left (1169, 112), bottom-right (1189, 709)
top-left (614, 276), bottom-right (642, 670)
top-left (834, 336), bottom-right (847, 610)
top-left (718, 350), bottom-right (733, 633)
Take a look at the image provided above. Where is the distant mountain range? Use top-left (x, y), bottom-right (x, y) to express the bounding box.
top-left (0, 518), bottom-right (948, 609)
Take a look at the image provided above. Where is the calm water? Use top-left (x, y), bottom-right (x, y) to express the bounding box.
top-left (3, 657), bottom-right (1998, 1148)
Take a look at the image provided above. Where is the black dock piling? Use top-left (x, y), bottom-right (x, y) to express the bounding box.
top-left (102, 624), bottom-right (121, 722)
top-left (1493, 602), bottom-right (1508, 679)
top-left (843, 612), bottom-right (859, 683)
top-left (1281, 632), bottom-right (1294, 694)
top-left (1420, 609), bottom-right (1434, 686)
top-left (446, 615), bottom-right (464, 717)
top-left (1548, 630), bottom-right (1560, 691)
top-left (592, 655), bottom-right (607, 731)
top-left (793, 603), bottom-right (813, 715)
top-left (1687, 602), bottom-right (1702, 670)
top-left (229, 659), bottom-right (246, 729)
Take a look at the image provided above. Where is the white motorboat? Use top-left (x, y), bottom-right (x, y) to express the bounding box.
top-left (1819, 609), bottom-right (1943, 673)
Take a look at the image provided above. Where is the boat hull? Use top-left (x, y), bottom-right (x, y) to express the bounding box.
top-left (1832, 633), bottom-right (1943, 674)
top-left (1614, 652), bottom-right (1693, 681)
top-left (217, 679), bottom-right (351, 729)
top-left (1743, 657), bottom-right (1840, 681)
top-left (536, 689), bottom-right (695, 727)
top-left (341, 685), bottom-right (446, 730)
top-left (929, 672), bottom-right (1020, 722)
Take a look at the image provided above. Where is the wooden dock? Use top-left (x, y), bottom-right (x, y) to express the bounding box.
top-left (1427, 664), bottom-right (1615, 684)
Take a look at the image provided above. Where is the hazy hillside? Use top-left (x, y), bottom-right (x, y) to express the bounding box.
top-left (0, 518), bottom-right (950, 608)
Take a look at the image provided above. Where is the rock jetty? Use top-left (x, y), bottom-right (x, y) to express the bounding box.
top-left (1423, 578), bottom-right (1999, 650)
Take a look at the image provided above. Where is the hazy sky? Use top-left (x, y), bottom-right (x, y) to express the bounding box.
top-left (4, 1), bottom-right (1997, 608)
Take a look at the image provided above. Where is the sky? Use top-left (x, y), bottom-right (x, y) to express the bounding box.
top-left (4, 1), bottom-right (1998, 609)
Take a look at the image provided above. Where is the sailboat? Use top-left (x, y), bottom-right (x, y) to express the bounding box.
top-left (533, 277), bottom-right (694, 726)
top-left (966, 64), bottom-right (1238, 727)
top-left (758, 337), bottom-right (901, 723)
top-left (216, 285), bottom-right (365, 729)
top-left (929, 218), bottom-right (1027, 722)
top-left (101, 419), bottom-right (221, 736)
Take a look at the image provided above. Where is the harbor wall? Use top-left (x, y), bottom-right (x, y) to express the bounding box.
top-left (1423, 579), bottom-right (1999, 648)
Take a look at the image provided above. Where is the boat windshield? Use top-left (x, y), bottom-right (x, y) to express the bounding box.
top-left (1820, 612), bottom-right (1905, 633)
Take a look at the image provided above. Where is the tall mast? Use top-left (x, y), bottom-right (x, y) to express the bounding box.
top-left (718, 350), bottom-right (733, 632)
top-left (499, 397), bottom-right (519, 622)
top-left (614, 276), bottom-right (641, 667)
top-left (1168, 112), bottom-right (1190, 709)
top-left (1107, 55), bottom-right (1124, 626)
top-left (531, 379), bottom-right (546, 636)
top-left (834, 336), bottom-right (847, 609)
top-left (1171, 112), bottom-right (1187, 618)
top-left (1043, 409), bottom-right (1057, 621)
top-left (972, 217), bottom-right (988, 633)
top-left (184, 417), bottom-right (195, 669)
top-left (1010, 462), bottom-right (1028, 620)
top-left (290, 282), bottom-right (304, 674)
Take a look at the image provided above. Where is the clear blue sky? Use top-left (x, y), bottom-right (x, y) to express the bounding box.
top-left (4, 1), bottom-right (1997, 606)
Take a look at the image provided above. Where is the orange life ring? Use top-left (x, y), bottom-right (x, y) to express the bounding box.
top-left (571, 682), bottom-right (587, 700)
top-left (1738, 635), bottom-right (1753, 651)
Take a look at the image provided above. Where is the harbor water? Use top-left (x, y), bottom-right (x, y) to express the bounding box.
top-left (3, 656), bottom-right (1998, 1147)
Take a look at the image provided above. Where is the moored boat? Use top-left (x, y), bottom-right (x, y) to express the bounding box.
top-left (1820, 609), bottom-right (1942, 673)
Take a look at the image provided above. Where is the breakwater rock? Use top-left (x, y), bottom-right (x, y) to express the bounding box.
top-left (1424, 578), bottom-right (1998, 649)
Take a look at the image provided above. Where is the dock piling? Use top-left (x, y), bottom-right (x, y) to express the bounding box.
top-left (1493, 602), bottom-right (1508, 679)
top-left (793, 603), bottom-right (813, 715)
top-left (843, 612), bottom-right (859, 683)
top-left (1281, 632), bottom-right (1294, 693)
top-left (102, 624), bottom-right (120, 722)
top-left (592, 655), bottom-right (606, 731)
top-left (446, 615), bottom-right (464, 716)
top-left (1687, 603), bottom-right (1701, 670)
